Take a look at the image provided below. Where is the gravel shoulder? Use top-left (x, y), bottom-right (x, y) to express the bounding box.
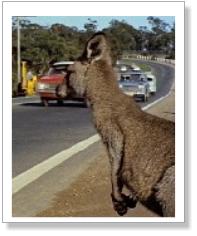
top-left (36, 87), bottom-right (175, 217)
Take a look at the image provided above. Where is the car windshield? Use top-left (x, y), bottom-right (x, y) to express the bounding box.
top-left (47, 66), bottom-right (67, 76)
top-left (120, 73), bottom-right (146, 82)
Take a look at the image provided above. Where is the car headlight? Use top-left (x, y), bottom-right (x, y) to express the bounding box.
top-left (37, 83), bottom-right (50, 90)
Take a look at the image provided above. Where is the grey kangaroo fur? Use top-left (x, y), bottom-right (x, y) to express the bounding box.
top-left (58, 32), bottom-right (175, 217)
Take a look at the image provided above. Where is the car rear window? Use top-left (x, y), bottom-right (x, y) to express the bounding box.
top-left (120, 73), bottom-right (144, 82)
top-left (47, 67), bottom-right (67, 76)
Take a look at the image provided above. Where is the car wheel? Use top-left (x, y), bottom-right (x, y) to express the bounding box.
top-left (41, 98), bottom-right (49, 107)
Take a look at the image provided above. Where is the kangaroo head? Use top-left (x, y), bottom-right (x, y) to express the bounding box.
top-left (68, 32), bottom-right (111, 97)
top-left (84, 32), bottom-right (112, 65)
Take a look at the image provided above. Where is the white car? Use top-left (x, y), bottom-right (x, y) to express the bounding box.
top-left (119, 71), bottom-right (150, 102)
top-left (145, 73), bottom-right (157, 94)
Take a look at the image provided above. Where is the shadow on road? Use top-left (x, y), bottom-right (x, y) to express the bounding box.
top-left (20, 102), bottom-right (87, 108)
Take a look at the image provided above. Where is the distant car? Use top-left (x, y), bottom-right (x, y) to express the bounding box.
top-left (37, 61), bottom-right (75, 106)
top-left (118, 63), bottom-right (141, 72)
top-left (130, 63), bottom-right (141, 71)
top-left (118, 70), bottom-right (150, 102)
top-left (145, 72), bottom-right (157, 94)
top-left (116, 62), bottom-right (130, 72)
top-left (119, 65), bottom-right (129, 72)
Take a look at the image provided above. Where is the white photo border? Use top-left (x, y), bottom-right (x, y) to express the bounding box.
top-left (2, 1), bottom-right (185, 223)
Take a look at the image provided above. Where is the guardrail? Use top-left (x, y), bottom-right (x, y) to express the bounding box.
top-left (122, 55), bottom-right (175, 65)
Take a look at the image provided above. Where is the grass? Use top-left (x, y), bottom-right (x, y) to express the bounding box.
top-left (120, 59), bottom-right (151, 72)
top-left (136, 63), bottom-right (151, 72)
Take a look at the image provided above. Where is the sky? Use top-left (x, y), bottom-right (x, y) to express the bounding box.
top-left (24, 16), bottom-right (175, 31)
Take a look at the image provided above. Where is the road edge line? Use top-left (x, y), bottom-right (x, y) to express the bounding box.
top-left (142, 88), bottom-right (173, 111)
top-left (12, 134), bottom-right (100, 194)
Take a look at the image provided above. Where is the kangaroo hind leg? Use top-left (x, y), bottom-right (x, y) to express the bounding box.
top-left (107, 129), bottom-right (136, 216)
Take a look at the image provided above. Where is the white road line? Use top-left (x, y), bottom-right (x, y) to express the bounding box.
top-left (142, 88), bottom-right (173, 111)
top-left (12, 134), bottom-right (100, 194)
top-left (12, 87), bottom-right (173, 194)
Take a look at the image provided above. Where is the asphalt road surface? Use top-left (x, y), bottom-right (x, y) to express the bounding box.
top-left (12, 61), bottom-right (174, 178)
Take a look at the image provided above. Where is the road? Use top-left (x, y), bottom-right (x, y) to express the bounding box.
top-left (12, 61), bottom-right (174, 178)
top-left (12, 61), bottom-right (175, 217)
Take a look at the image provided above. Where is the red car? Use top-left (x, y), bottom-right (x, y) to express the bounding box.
top-left (37, 61), bottom-right (74, 106)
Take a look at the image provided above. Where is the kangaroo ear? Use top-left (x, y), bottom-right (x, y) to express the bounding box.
top-left (85, 32), bottom-right (111, 64)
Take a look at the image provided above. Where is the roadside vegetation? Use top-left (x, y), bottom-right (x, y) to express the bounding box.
top-left (120, 59), bottom-right (152, 72)
top-left (12, 17), bottom-right (175, 94)
top-left (136, 63), bottom-right (151, 72)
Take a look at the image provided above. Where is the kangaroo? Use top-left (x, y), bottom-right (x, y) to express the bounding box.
top-left (59, 32), bottom-right (175, 217)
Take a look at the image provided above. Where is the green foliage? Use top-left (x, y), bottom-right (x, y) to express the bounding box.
top-left (136, 63), bottom-right (151, 72)
top-left (146, 17), bottom-right (175, 55)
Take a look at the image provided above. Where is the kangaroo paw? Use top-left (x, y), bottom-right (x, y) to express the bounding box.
top-left (111, 194), bottom-right (128, 216)
top-left (113, 200), bottom-right (128, 216)
top-left (122, 194), bottom-right (138, 209)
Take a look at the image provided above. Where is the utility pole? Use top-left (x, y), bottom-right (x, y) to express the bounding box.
top-left (17, 16), bottom-right (21, 85)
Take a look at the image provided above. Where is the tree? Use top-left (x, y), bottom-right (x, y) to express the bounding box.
top-left (145, 17), bottom-right (175, 58)
top-left (147, 16), bottom-right (170, 34)
top-left (12, 17), bottom-right (175, 94)
top-left (103, 20), bottom-right (139, 62)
